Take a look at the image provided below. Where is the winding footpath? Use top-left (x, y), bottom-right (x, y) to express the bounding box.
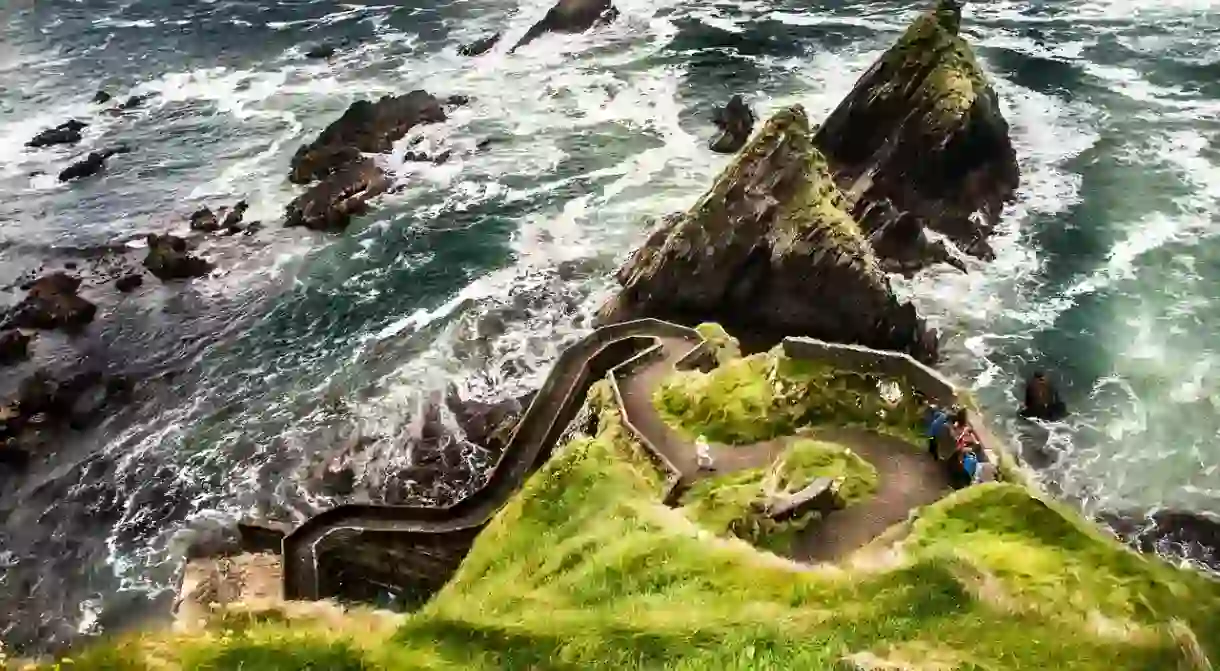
top-left (281, 319), bottom-right (960, 600)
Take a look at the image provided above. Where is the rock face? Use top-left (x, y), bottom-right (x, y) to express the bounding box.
top-left (144, 234), bottom-right (212, 280)
top-left (0, 330), bottom-right (31, 365)
top-left (458, 32), bottom-right (501, 56)
top-left (27, 120), bottom-right (87, 148)
top-left (598, 106), bottom-right (938, 362)
top-left (288, 91), bottom-right (445, 184)
top-left (709, 95), bottom-right (754, 154)
top-left (814, 0), bottom-right (1019, 267)
top-left (5, 272), bottom-right (97, 331)
top-left (512, 0), bottom-right (618, 51)
top-left (285, 158), bottom-right (390, 231)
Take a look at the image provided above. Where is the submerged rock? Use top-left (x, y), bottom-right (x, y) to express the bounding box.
top-left (26, 120), bottom-right (87, 149)
top-left (0, 329), bottom-right (31, 365)
top-left (289, 91), bottom-right (446, 184)
top-left (815, 0), bottom-right (1019, 269)
top-left (58, 146), bottom-right (129, 182)
top-left (5, 272), bottom-right (97, 331)
top-left (143, 234), bottom-right (212, 280)
top-left (709, 95), bottom-right (754, 154)
top-left (598, 106), bottom-right (938, 362)
top-left (512, 0), bottom-right (618, 51)
top-left (284, 158), bottom-right (390, 231)
top-left (458, 32), bottom-right (501, 56)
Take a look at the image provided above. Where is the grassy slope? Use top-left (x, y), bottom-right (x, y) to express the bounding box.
top-left (39, 381), bottom-right (1220, 671)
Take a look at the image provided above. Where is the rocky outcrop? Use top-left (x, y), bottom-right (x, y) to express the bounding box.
top-left (58, 146), bottom-right (129, 182)
top-left (709, 95), bottom-right (754, 154)
top-left (288, 91), bottom-right (445, 184)
top-left (458, 32), bottom-right (501, 56)
top-left (144, 234), bottom-right (212, 280)
top-left (598, 106), bottom-right (938, 362)
top-left (285, 158), bottom-right (390, 231)
top-left (27, 120), bottom-right (87, 149)
top-left (512, 0), bottom-right (618, 51)
top-left (5, 272), bottom-right (97, 331)
top-left (1101, 509), bottom-right (1220, 572)
top-left (814, 0), bottom-right (1018, 268)
top-left (0, 330), bottom-right (31, 365)
top-left (222, 201), bottom-right (248, 232)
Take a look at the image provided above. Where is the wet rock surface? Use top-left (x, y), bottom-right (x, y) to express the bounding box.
top-left (513, 0), bottom-right (619, 51)
top-left (709, 95), bottom-right (754, 154)
top-left (814, 0), bottom-right (1018, 270)
top-left (598, 106), bottom-right (939, 362)
top-left (288, 91), bottom-right (445, 184)
top-left (285, 158), bottom-right (390, 231)
top-left (143, 233), bottom-right (212, 280)
top-left (4, 272), bottom-right (97, 331)
top-left (458, 32), bottom-right (501, 56)
top-left (27, 120), bottom-right (87, 149)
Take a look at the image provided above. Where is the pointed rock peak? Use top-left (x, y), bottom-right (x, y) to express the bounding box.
top-left (934, 0), bottom-right (963, 35)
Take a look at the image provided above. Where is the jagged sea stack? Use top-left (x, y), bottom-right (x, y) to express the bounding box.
top-left (816, 0), bottom-right (1019, 265)
top-left (597, 106), bottom-right (938, 363)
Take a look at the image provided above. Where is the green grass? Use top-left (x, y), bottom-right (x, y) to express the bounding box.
top-left (679, 438), bottom-right (879, 554)
top-left (654, 346), bottom-right (927, 447)
top-left (30, 382), bottom-right (1220, 671)
top-left (694, 322), bottom-right (741, 365)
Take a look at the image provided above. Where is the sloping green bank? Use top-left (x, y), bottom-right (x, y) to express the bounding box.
top-left (39, 382), bottom-right (1219, 671)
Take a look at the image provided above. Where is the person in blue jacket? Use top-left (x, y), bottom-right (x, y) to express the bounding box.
top-left (926, 405), bottom-right (951, 458)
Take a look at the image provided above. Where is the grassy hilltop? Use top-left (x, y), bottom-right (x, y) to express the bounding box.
top-left (20, 329), bottom-right (1220, 671)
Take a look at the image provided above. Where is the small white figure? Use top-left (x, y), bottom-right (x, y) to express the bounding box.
top-left (695, 434), bottom-right (715, 471)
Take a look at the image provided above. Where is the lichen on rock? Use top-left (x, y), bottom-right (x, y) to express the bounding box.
top-left (599, 105), bottom-right (938, 362)
top-left (815, 0), bottom-right (1019, 266)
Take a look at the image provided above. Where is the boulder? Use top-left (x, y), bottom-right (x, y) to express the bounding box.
top-left (93, 90), bottom-right (113, 104)
top-left (0, 330), bottom-right (31, 365)
top-left (288, 91), bottom-right (446, 184)
top-left (26, 120), bottom-right (87, 148)
top-left (115, 273), bottom-right (144, 293)
top-left (597, 105), bottom-right (938, 363)
top-left (284, 158), bottom-right (390, 231)
top-left (58, 146), bottom-right (129, 182)
top-left (512, 0), bottom-right (618, 51)
top-left (709, 95), bottom-right (754, 154)
top-left (814, 0), bottom-right (1018, 269)
top-left (5, 272), bottom-right (97, 331)
top-left (189, 206), bottom-right (220, 232)
top-left (458, 32), bottom-right (501, 56)
top-left (1019, 371), bottom-right (1067, 421)
top-left (144, 234), bottom-right (212, 280)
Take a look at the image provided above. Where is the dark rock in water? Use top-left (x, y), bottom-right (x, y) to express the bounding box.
top-left (709, 95), bottom-right (755, 154)
top-left (120, 94), bottom-right (150, 110)
top-left (513, 0), bottom-right (618, 51)
top-left (0, 330), bottom-right (31, 365)
top-left (115, 273), bottom-right (144, 293)
top-left (862, 203), bottom-right (966, 276)
top-left (403, 149), bottom-right (452, 165)
top-left (285, 158), bottom-right (390, 231)
top-left (189, 206), bottom-right (220, 232)
top-left (0, 368), bottom-right (131, 453)
top-left (1020, 371), bottom-right (1067, 421)
top-left (143, 234), bottom-right (212, 280)
top-left (92, 90), bottom-right (112, 104)
top-left (5, 272), bottom-right (97, 331)
top-left (222, 200), bottom-right (248, 233)
top-left (597, 105), bottom-right (938, 363)
top-left (445, 384), bottom-right (536, 454)
top-left (458, 32), bottom-right (501, 56)
top-left (1100, 509), bottom-right (1220, 571)
top-left (814, 0), bottom-right (1019, 270)
top-left (445, 94), bottom-right (471, 108)
top-left (304, 43), bottom-right (338, 59)
top-left (289, 91), bottom-right (446, 184)
top-left (58, 146), bottom-right (128, 182)
top-left (26, 120), bottom-right (88, 148)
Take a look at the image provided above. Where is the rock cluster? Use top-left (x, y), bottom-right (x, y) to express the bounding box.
top-left (4, 272), bottom-right (97, 331)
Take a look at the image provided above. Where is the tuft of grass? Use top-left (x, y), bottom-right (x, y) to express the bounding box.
top-left (694, 322), bottom-right (741, 365)
top-left (27, 386), bottom-right (1220, 671)
top-left (654, 347), bottom-right (927, 446)
top-left (679, 438), bottom-right (879, 554)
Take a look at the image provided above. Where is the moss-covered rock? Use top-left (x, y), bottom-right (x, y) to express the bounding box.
top-left (599, 106), bottom-right (938, 362)
top-left (816, 0), bottom-right (1019, 266)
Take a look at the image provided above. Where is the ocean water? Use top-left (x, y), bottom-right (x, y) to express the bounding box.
top-left (1, 0), bottom-right (1218, 654)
